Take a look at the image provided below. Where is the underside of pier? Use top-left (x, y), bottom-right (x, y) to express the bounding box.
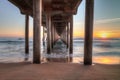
top-left (8, 0), bottom-right (94, 65)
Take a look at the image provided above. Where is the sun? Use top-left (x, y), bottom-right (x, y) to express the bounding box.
top-left (101, 33), bottom-right (108, 38)
top-left (96, 32), bottom-right (109, 39)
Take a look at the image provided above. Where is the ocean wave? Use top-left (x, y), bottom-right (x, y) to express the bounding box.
top-left (94, 42), bottom-right (120, 48)
top-left (93, 52), bottom-right (120, 56)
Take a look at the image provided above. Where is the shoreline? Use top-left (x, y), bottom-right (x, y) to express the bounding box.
top-left (0, 56), bottom-right (120, 65)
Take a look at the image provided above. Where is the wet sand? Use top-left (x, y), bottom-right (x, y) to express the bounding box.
top-left (0, 62), bottom-right (120, 80)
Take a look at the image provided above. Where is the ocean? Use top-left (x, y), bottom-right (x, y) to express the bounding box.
top-left (0, 37), bottom-right (120, 64)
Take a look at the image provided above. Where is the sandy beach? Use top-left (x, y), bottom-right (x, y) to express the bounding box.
top-left (0, 62), bottom-right (120, 80)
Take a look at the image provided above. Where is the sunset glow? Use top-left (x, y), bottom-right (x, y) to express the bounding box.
top-left (93, 57), bottom-right (120, 64)
top-left (99, 32), bottom-right (109, 38)
top-left (0, 0), bottom-right (120, 39)
top-left (93, 31), bottom-right (113, 38)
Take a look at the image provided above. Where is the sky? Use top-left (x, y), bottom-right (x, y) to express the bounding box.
top-left (0, 0), bottom-right (120, 38)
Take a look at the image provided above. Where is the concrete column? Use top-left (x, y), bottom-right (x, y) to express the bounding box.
top-left (67, 22), bottom-right (70, 49)
top-left (46, 13), bottom-right (51, 54)
top-left (61, 29), bottom-right (65, 43)
top-left (43, 26), bottom-right (45, 47)
top-left (25, 14), bottom-right (29, 54)
top-left (65, 27), bottom-right (67, 44)
top-left (65, 26), bottom-right (68, 46)
top-left (33, 0), bottom-right (42, 64)
top-left (66, 23), bottom-right (69, 48)
top-left (84, 0), bottom-right (94, 65)
top-left (63, 27), bottom-right (67, 44)
top-left (54, 27), bottom-right (56, 43)
top-left (70, 15), bottom-right (73, 62)
top-left (51, 23), bottom-right (53, 49)
top-left (52, 25), bottom-right (55, 46)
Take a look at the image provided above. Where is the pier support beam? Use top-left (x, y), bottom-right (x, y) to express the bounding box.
top-left (68, 23), bottom-right (70, 49)
top-left (84, 0), bottom-right (94, 65)
top-left (33, 0), bottom-right (42, 64)
top-left (43, 26), bottom-right (45, 47)
top-left (66, 23), bottom-right (69, 48)
top-left (52, 25), bottom-right (55, 46)
top-left (46, 13), bottom-right (52, 54)
top-left (25, 14), bottom-right (29, 55)
top-left (53, 27), bottom-right (57, 44)
top-left (70, 15), bottom-right (73, 62)
top-left (51, 23), bottom-right (54, 49)
top-left (65, 26), bottom-right (67, 46)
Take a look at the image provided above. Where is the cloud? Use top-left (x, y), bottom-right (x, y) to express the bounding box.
top-left (74, 18), bottom-right (120, 25)
top-left (95, 18), bottom-right (120, 24)
top-left (74, 22), bottom-right (84, 26)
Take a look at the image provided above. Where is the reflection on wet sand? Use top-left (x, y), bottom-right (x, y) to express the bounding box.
top-left (73, 56), bottom-right (120, 64)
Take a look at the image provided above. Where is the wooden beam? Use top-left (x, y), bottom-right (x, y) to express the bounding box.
top-left (33, 0), bottom-right (42, 64)
top-left (69, 15), bottom-right (73, 62)
top-left (84, 0), bottom-right (94, 65)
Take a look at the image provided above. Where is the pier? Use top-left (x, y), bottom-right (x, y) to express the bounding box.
top-left (8, 0), bottom-right (94, 65)
top-left (0, 1), bottom-right (120, 80)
